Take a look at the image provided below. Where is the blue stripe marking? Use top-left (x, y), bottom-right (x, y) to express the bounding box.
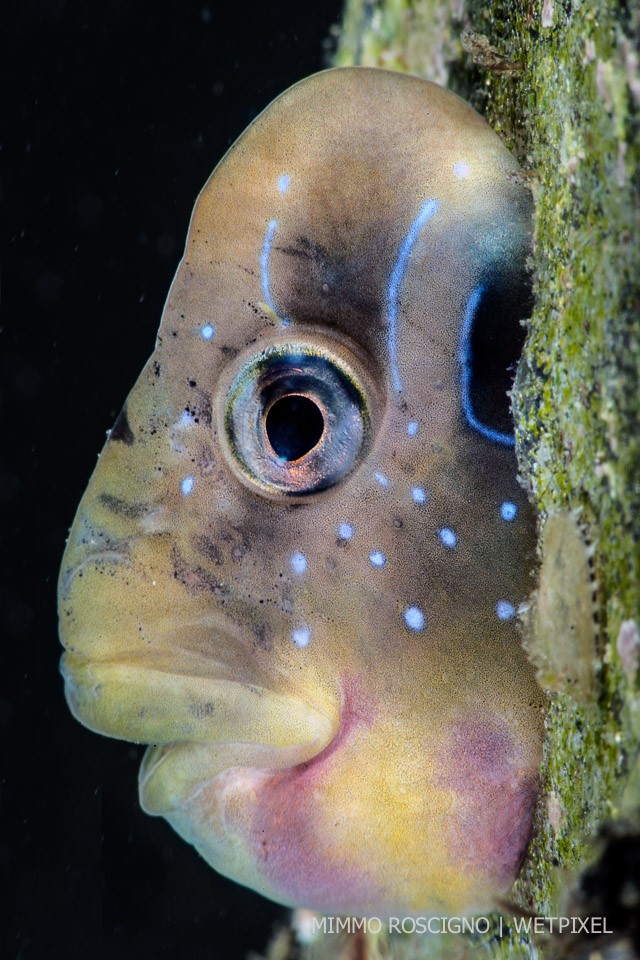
top-left (387, 199), bottom-right (439, 393)
top-left (459, 285), bottom-right (515, 447)
top-left (260, 219), bottom-right (289, 324)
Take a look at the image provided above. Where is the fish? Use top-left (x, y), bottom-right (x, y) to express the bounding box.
top-left (58, 66), bottom-right (545, 919)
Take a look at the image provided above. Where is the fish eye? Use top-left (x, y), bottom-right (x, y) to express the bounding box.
top-left (221, 342), bottom-right (372, 495)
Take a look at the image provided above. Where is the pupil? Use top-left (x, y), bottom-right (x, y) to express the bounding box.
top-left (266, 394), bottom-right (324, 461)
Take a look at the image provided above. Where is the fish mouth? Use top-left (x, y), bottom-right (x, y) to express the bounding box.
top-left (137, 738), bottom-right (322, 815)
top-left (60, 538), bottom-right (340, 796)
top-left (61, 650), bottom-right (336, 743)
top-left (61, 647), bottom-right (338, 818)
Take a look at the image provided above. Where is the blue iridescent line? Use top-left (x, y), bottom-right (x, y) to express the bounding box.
top-left (260, 219), bottom-right (289, 325)
top-left (387, 199), bottom-right (439, 393)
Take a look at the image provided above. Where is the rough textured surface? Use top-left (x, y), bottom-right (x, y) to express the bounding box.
top-left (332, 1), bottom-right (640, 959)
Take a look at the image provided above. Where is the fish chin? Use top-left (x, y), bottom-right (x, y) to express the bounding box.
top-left (138, 686), bottom-right (540, 919)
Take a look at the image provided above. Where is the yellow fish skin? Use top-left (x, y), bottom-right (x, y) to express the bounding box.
top-left (58, 67), bottom-right (544, 918)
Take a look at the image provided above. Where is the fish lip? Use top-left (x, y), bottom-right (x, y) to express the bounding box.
top-left (138, 737), bottom-right (328, 814)
top-left (60, 650), bottom-right (339, 755)
top-left (57, 603), bottom-right (285, 692)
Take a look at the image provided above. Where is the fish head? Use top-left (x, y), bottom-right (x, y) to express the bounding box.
top-left (58, 67), bottom-right (544, 917)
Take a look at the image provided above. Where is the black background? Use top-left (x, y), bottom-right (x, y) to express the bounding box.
top-left (2, 2), bottom-right (343, 957)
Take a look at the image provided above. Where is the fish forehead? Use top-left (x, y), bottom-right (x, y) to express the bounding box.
top-left (166, 68), bottom-right (529, 374)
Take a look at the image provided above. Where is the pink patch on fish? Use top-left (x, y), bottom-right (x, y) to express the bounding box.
top-left (243, 676), bottom-right (381, 912)
top-left (436, 715), bottom-right (539, 889)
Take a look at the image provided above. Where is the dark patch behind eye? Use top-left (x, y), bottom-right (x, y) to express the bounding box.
top-left (465, 269), bottom-right (533, 441)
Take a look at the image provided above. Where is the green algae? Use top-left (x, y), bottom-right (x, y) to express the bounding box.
top-left (333, 0), bottom-right (466, 87)
top-left (324, 2), bottom-right (640, 957)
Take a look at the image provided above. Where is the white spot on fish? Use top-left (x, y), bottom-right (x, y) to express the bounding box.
top-left (454, 161), bottom-right (470, 179)
top-left (277, 174), bottom-right (290, 193)
top-left (412, 486), bottom-right (427, 505)
top-left (407, 421), bottom-right (419, 437)
top-left (501, 501), bottom-right (518, 521)
top-left (292, 625), bottom-right (311, 647)
top-left (374, 471), bottom-right (390, 488)
top-left (438, 527), bottom-right (457, 548)
top-left (369, 550), bottom-right (387, 568)
top-left (338, 522), bottom-right (354, 541)
top-left (496, 600), bottom-right (516, 621)
top-left (290, 551), bottom-right (308, 574)
top-left (181, 475), bottom-right (195, 495)
top-left (200, 323), bottom-right (215, 340)
top-left (404, 606), bottom-right (425, 632)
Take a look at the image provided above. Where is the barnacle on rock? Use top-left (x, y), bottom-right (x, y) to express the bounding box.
top-left (522, 510), bottom-right (599, 704)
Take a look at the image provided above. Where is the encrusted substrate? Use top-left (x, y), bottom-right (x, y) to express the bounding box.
top-left (311, 2), bottom-right (640, 959)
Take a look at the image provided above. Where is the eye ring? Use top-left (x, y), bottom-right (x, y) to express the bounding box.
top-left (218, 337), bottom-right (377, 497)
